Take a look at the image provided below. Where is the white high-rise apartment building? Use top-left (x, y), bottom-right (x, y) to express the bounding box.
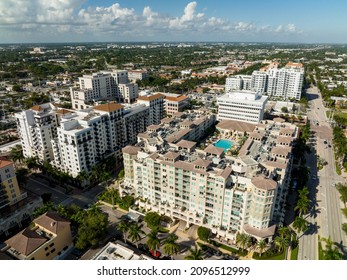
top-left (225, 62), bottom-right (304, 100)
top-left (137, 93), bottom-right (165, 125)
top-left (225, 75), bottom-right (252, 92)
top-left (16, 100), bottom-right (164, 177)
top-left (267, 63), bottom-right (304, 100)
top-left (251, 71), bottom-right (268, 93)
top-left (127, 70), bottom-right (148, 82)
top-left (123, 116), bottom-right (298, 242)
top-left (217, 90), bottom-right (268, 124)
top-left (15, 104), bottom-right (58, 162)
top-left (71, 70), bottom-right (139, 109)
top-left (118, 83), bottom-right (139, 104)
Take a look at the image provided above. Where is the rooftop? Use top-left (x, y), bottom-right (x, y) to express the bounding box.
top-left (33, 211), bottom-right (70, 235)
top-left (0, 159), bottom-right (13, 169)
top-left (5, 228), bottom-right (48, 256)
top-left (217, 119), bottom-right (256, 133)
top-left (93, 102), bottom-right (124, 112)
top-left (92, 241), bottom-right (153, 260)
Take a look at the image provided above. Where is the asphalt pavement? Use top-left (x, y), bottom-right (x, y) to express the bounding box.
top-left (298, 86), bottom-right (347, 259)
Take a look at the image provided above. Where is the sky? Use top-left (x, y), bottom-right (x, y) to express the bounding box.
top-left (0, 0), bottom-right (346, 44)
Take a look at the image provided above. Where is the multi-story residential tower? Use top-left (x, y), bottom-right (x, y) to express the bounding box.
top-left (128, 70), bottom-right (149, 82)
top-left (0, 160), bottom-right (26, 213)
top-left (70, 70), bottom-right (139, 109)
top-left (225, 62), bottom-right (304, 100)
top-left (118, 83), bottom-right (139, 104)
top-left (123, 117), bottom-right (298, 242)
top-left (217, 90), bottom-right (268, 124)
top-left (16, 102), bottom-right (160, 177)
top-left (160, 93), bottom-right (190, 116)
top-left (251, 71), bottom-right (268, 93)
top-left (15, 104), bottom-right (58, 162)
top-left (267, 63), bottom-right (304, 100)
top-left (137, 93), bottom-right (165, 125)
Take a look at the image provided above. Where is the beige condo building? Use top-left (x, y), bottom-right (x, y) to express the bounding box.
top-left (123, 116), bottom-right (298, 242)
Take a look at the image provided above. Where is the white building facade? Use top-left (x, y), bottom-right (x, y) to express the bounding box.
top-left (225, 62), bottom-right (304, 100)
top-left (71, 70), bottom-right (139, 110)
top-left (217, 91), bottom-right (268, 124)
top-left (16, 101), bottom-right (164, 177)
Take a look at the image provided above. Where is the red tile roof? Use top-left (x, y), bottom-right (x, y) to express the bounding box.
top-left (93, 103), bottom-right (124, 112)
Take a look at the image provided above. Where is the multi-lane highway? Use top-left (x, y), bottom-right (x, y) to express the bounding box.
top-left (299, 86), bottom-right (346, 259)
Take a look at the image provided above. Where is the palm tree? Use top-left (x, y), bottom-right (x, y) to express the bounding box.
top-left (278, 226), bottom-right (291, 239)
top-left (163, 233), bottom-right (180, 259)
top-left (9, 145), bottom-right (24, 167)
top-left (295, 198), bottom-right (310, 217)
top-left (76, 171), bottom-right (89, 187)
top-left (274, 234), bottom-right (289, 252)
top-left (128, 222), bottom-right (145, 248)
top-left (184, 246), bottom-right (204, 260)
top-left (146, 229), bottom-right (160, 252)
top-left (236, 233), bottom-right (251, 252)
top-left (298, 186), bottom-right (310, 200)
top-left (15, 168), bottom-right (29, 187)
top-left (117, 221), bottom-right (130, 243)
top-left (321, 236), bottom-right (343, 260)
top-left (25, 156), bottom-right (41, 171)
top-left (292, 216), bottom-right (308, 236)
top-left (256, 240), bottom-right (267, 257)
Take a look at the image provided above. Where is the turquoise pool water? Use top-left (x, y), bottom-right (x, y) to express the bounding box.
top-left (214, 139), bottom-right (233, 151)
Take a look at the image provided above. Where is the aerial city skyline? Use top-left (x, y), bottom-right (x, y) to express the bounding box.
top-left (0, 0), bottom-right (347, 44)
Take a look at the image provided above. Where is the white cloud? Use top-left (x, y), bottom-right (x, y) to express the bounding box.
top-left (0, 1), bottom-right (303, 42)
top-left (169, 1), bottom-right (205, 29)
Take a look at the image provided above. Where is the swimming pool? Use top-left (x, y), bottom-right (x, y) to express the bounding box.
top-left (214, 139), bottom-right (233, 152)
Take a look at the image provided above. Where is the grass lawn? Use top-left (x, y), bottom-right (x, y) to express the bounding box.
top-left (290, 246), bottom-right (299, 260)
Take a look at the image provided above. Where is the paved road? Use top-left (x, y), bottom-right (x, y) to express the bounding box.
top-left (24, 175), bottom-right (103, 208)
top-left (299, 86), bottom-right (346, 259)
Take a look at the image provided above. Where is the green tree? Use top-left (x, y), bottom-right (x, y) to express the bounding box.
top-left (25, 156), bottom-right (41, 171)
top-left (342, 223), bottom-right (347, 236)
top-left (321, 236), bottom-right (343, 260)
top-left (293, 216), bottom-right (308, 236)
top-left (274, 234), bottom-right (290, 252)
top-left (295, 197), bottom-right (310, 216)
top-left (144, 212), bottom-right (161, 230)
top-left (9, 145), bottom-right (24, 166)
top-left (75, 209), bottom-right (109, 250)
top-left (117, 221), bottom-right (130, 243)
top-left (15, 168), bottom-right (29, 187)
top-left (336, 183), bottom-right (347, 204)
top-left (197, 226), bottom-right (210, 242)
top-left (256, 239), bottom-right (267, 257)
top-left (281, 106), bottom-right (288, 113)
top-left (118, 169), bottom-right (125, 179)
top-left (146, 229), bottom-right (160, 252)
top-left (184, 246), bottom-right (204, 260)
top-left (163, 233), bottom-right (180, 259)
top-left (128, 223), bottom-right (145, 248)
top-left (33, 202), bottom-right (56, 218)
top-left (342, 208), bottom-right (347, 219)
top-left (236, 233), bottom-right (251, 252)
